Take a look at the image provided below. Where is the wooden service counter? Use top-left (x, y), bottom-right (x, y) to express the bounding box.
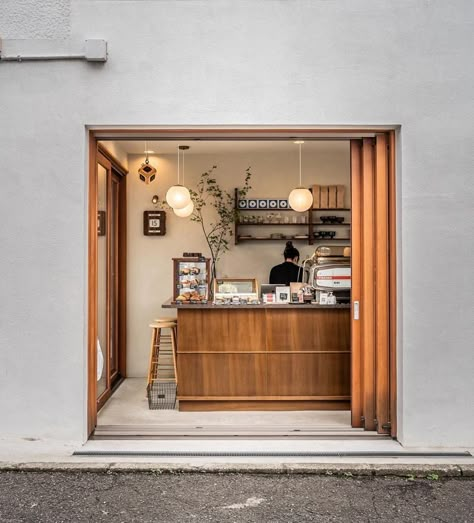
top-left (162, 301), bottom-right (351, 411)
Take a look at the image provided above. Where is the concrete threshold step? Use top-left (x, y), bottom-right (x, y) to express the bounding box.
top-left (77, 438), bottom-right (472, 459)
top-left (95, 424), bottom-right (366, 432)
top-left (93, 424), bottom-right (387, 440)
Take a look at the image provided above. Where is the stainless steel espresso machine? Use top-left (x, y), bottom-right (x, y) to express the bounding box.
top-left (302, 245), bottom-right (351, 304)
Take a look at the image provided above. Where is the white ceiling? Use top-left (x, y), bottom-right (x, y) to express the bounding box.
top-left (100, 140), bottom-right (349, 156)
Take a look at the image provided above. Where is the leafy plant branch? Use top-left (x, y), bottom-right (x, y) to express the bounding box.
top-left (189, 165), bottom-right (252, 278)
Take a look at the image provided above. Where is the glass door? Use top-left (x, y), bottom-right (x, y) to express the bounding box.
top-left (96, 157), bottom-right (109, 402)
top-left (108, 172), bottom-right (121, 382)
top-left (96, 155), bottom-right (125, 409)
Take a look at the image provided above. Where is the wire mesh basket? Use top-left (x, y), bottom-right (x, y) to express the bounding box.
top-left (147, 380), bottom-right (177, 410)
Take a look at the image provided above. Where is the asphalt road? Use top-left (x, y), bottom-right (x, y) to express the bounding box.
top-left (0, 471), bottom-right (472, 522)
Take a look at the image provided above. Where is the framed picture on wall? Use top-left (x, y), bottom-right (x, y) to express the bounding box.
top-left (144, 210), bottom-right (166, 236)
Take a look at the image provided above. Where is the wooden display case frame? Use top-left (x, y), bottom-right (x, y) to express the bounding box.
top-left (172, 257), bottom-right (211, 304)
top-left (213, 278), bottom-right (260, 303)
top-left (213, 277), bottom-right (259, 296)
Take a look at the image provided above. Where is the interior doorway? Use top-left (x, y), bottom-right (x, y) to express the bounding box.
top-left (87, 128), bottom-right (397, 440)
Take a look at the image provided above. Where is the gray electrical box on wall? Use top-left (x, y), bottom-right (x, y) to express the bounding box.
top-left (85, 40), bottom-right (108, 61)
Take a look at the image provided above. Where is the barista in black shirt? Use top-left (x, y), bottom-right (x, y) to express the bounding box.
top-left (269, 241), bottom-right (303, 285)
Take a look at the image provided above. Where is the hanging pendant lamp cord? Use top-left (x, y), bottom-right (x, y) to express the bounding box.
top-left (299, 143), bottom-right (302, 186)
top-left (182, 148), bottom-right (185, 185)
top-left (145, 140), bottom-right (149, 164)
top-left (177, 145), bottom-right (180, 184)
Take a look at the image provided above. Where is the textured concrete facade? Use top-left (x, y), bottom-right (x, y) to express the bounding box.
top-left (0, 1), bottom-right (473, 446)
top-left (0, 0), bottom-right (70, 39)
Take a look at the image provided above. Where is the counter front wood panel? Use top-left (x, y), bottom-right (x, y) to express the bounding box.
top-left (266, 354), bottom-right (350, 396)
top-left (178, 353), bottom-right (266, 396)
top-left (178, 309), bottom-right (266, 352)
top-left (266, 309), bottom-right (350, 352)
top-left (176, 306), bottom-right (351, 410)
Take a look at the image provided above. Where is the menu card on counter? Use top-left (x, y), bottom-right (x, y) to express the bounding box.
top-left (276, 286), bottom-right (291, 303)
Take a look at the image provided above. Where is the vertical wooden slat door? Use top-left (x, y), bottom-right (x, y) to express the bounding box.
top-left (388, 131), bottom-right (397, 438)
top-left (350, 141), bottom-right (363, 428)
top-left (361, 138), bottom-right (376, 431)
top-left (374, 134), bottom-right (391, 434)
top-left (351, 135), bottom-right (393, 435)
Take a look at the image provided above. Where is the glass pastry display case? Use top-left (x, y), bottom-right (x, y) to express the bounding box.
top-left (213, 278), bottom-right (260, 305)
top-left (172, 257), bottom-right (210, 304)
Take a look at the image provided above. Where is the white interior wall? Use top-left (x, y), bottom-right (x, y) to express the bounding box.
top-left (0, 0), bottom-right (473, 446)
top-left (101, 142), bottom-right (128, 170)
top-left (125, 142), bottom-right (350, 377)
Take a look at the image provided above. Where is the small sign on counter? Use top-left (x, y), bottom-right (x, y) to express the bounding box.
top-left (276, 286), bottom-right (291, 303)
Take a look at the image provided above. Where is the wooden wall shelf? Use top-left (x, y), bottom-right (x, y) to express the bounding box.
top-left (237, 237), bottom-right (350, 242)
top-left (313, 223), bottom-right (352, 226)
top-left (238, 223), bottom-right (308, 226)
top-left (234, 188), bottom-right (351, 245)
top-left (314, 208), bottom-right (351, 211)
top-left (238, 223), bottom-right (351, 226)
top-left (237, 237), bottom-right (310, 242)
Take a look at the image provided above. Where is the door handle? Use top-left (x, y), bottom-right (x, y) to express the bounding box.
top-left (353, 301), bottom-right (360, 320)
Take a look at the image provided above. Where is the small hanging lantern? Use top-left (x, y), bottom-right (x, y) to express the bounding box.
top-left (138, 141), bottom-right (157, 184)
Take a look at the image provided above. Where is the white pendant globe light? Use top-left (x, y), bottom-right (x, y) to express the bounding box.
top-left (288, 141), bottom-right (313, 212)
top-left (166, 184), bottom-right (191, 210)
top-left (289, 187), bottom-right (313, 212)
top-left (174, 200), bottom-right (194, 217)
top-left (166, 145), bottom-right (192, 210)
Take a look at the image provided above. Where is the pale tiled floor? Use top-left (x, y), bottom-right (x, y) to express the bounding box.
top-left (97, 378), bottom-right (352, 429)
top-left (4, 383), bottom-right (472, 465)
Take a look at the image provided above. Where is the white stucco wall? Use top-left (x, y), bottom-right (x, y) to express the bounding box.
top-left (0, 0), bottom-right (71, 39)
top-left (0, 0), bottom-right (473, 445)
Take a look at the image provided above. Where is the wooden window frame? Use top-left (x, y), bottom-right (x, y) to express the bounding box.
top-left (87, 128), bottom-right (397, 438)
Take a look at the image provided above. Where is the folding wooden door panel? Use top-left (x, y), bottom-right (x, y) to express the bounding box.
top-left (374, 134), bottom-right (390, 434)
top-left (350, 141), bottom-right (363, 428)
top-left (388, 131), bottom-right (397, 438)
top-left (361, 138), bottom-right (377, 432)
top-left (351, 135), bottom-right (394, 435)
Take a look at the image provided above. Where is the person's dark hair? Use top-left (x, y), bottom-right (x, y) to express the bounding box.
top-left (284, 241), bottom-right (300, 260)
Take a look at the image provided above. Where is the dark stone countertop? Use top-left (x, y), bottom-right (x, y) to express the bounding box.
top-left (162, 299), bottom-right (350, 310)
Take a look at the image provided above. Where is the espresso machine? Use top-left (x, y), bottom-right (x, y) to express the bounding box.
top-left (302, 245), bottom-right (351, 303)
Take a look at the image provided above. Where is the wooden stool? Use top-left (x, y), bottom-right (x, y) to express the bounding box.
top-left (151, 318), bottom-right (178, 381)
top-left (147, 321), bottom-right (178, 387)
top-left (154, 317), bottom-right (177, 324)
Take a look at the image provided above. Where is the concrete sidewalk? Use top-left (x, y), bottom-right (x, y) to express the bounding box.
top-left (0, 437), bottom-right (473, 477)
